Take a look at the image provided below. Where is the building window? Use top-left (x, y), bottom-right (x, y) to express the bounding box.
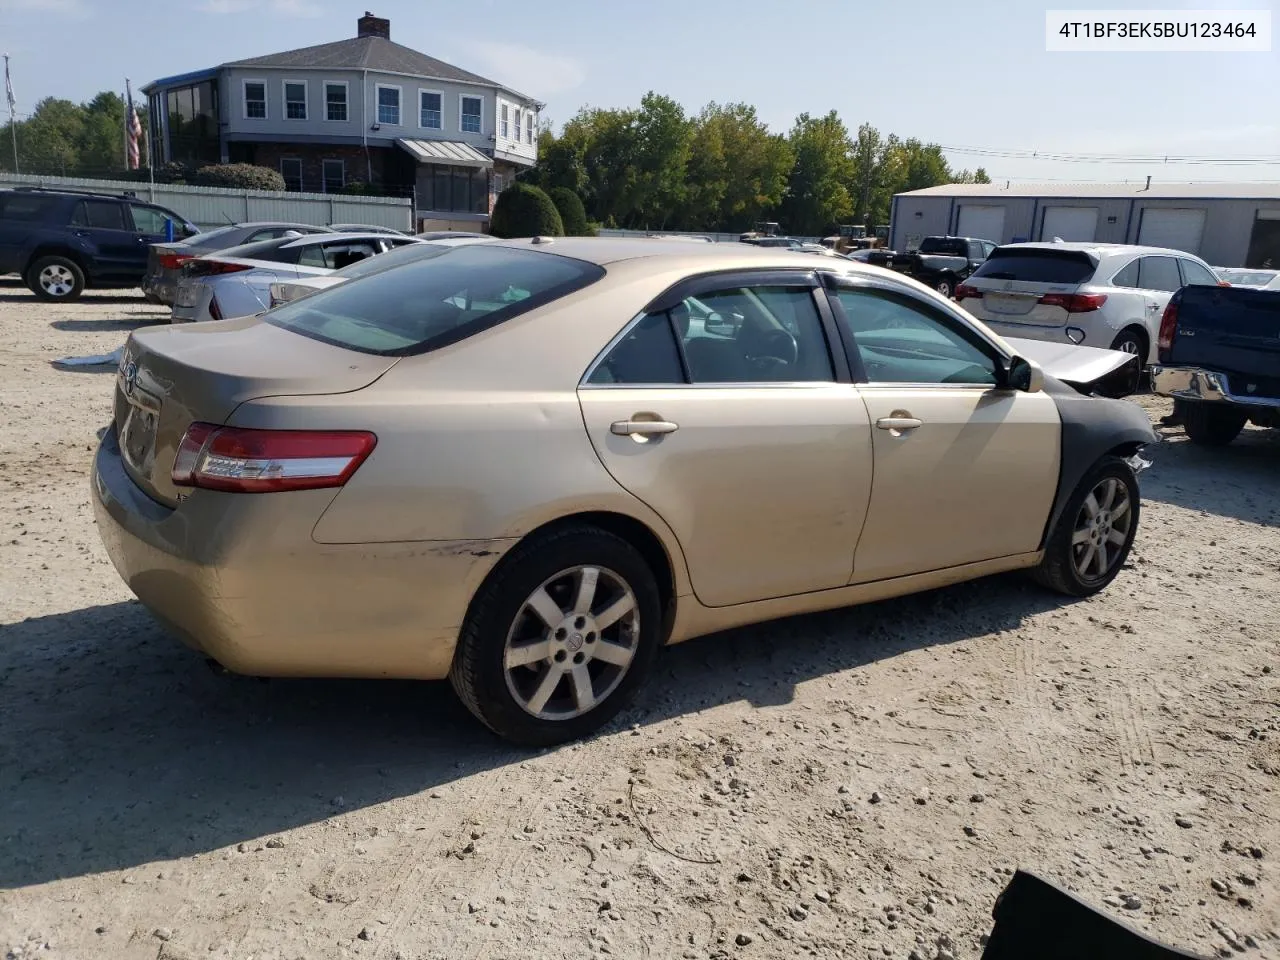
top-left (493, 173), bottom-right (504, 196)
top-left (500, 103), bottom-right (509, 139)
top-left (460, 95), bottom-right (482, 134)
top-left (166, 80), bottom-right (221, 167)
top-left (325, 82), bottom-right (348, 122)
top-left (377, 85), bottom-right (401, 125)
top-left (513, 109), bottom-right (522, 143)
top-left (281, 158), bottom-right (303, 192)
top-left (419, 90), bottom-right (442, 129)
top-left (526, 111), bottom-right (534, 144)
top-left (284, 80), bottom-right (307, 120)
top-left (243, 80), bottom-right (267, 120)
top-left (322, 159), bottom-right (345, 193)
top-left (421, 163), bottom-right (489, 214)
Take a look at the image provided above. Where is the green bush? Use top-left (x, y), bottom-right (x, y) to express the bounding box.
top-left (547, 186), bottom-right (588, 236)
top-left (191, 163), bottom-right (287, 191)
top-left (340, 179), bottom-right (377, 196)
top-left (489, 182), bottom-right (564, 239)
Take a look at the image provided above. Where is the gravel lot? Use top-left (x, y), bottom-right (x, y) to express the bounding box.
top-left (1, 284), bottom-right (1278, 960)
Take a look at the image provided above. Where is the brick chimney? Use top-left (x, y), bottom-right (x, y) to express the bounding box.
top-left (357, 11), bottom-right (390, 39)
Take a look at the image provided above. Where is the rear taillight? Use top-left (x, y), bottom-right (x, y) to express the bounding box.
top-left (157, 252), bottom-right (193, 270)
top-left (954, 283), bottom-right (981, 300)
top-left (171, 424), bottom-right (377, 493)
top-left (1038, 292), bottom-right (1107, 313)
top-left (1157, 296), bottom-right (1179, 360)
top-left (184, 260), bottom-right (253, 278)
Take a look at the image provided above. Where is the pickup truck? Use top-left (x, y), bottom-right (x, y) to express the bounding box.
top-left (859, 236), bottom-right (997, 298)
top-left (1150, 283), bottom-right (1280, 446)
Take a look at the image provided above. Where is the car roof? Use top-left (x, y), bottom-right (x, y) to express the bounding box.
top-left (997, 241), bottom-right (1203, 260)
top-left (484, 236), bottom-right (842, 267)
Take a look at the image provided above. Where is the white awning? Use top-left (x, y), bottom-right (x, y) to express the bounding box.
top-left (396, 139), bottom-right (492, 169)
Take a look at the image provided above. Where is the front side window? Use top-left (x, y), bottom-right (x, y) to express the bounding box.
top-left (298, 240), bottom-right (380, 269)
top-left (377, 85), bottom-right (401, 125)
top-left (461, 95), bottom-right (482, 134)
top-left (325, 83), bottom-right (347, 122)
top-left (265, 245), bottom-right (605, 356)
top-left (1179, 259), bottom-right (1219, 286)
top-left (833, 286), bottom-right (998, 386)
top-left (244, 81), bottom-right (266, 119)
top-left (73, 200), bottom-right (127, 231)
top-left (1137, 256), bottom-right (1183, 293)
top-left (420, 90), bottom-right (441, 129)
top-left (129, 204), bottom-right (169, 235)
top-left (284, 81), bottom-right (307, 120)
top-left (280, 158), bottom-right (303, 192)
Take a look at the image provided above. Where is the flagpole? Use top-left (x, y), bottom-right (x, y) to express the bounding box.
top-left (123, 80), bottom-right (130, 171)
top-left (4, 54), bottom-right (17, 174)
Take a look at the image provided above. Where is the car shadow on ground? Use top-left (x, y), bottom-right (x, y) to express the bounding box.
top-left (49, 317), bottom-right (169, 333)
top-left (1, 573), bottom-right (1071, 888)
top-left (1140, 424), bottom-right (1280, 526)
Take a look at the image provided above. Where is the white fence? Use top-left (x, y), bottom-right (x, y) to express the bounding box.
top-left (0, 172), bottom-right (413, 232)
top-left (597, 227), bottom-right (825, 244)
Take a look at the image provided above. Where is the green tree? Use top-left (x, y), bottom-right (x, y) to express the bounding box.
top-left (547, 186), bottom-right (589, 236)
top-left (781, 111), bottom-right (854, 237)
top-left (683, 102), bottom-right (792, 231)
top-left (623, 92), bottom-right (693, 229)
top-left (490, 182), bottom-right (565, 238)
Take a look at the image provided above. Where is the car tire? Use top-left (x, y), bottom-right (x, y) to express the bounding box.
top-left (27, 255), bottom-right (86, 302)
top-left (449, 525), bottom-right (664, 747)
top-left (1182, 403), bottom-right (1247, 447)
top-left (1030, 455), bottom-right (1140, 598)
top-left (935, 276), bottom-right (955, 298)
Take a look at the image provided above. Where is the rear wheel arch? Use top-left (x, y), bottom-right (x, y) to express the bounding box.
top-left (1109, 325), bottom-right (1149, 361)
top-left (478, 511), bottom-right (680, 639)
top-left (26, 245), bottom-right (89, 275)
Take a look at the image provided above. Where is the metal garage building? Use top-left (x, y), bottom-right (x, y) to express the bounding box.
top-left (889, 182), bottom-right (1280, 268)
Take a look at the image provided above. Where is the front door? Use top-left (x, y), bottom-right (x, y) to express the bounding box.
top-left (825, 278), bottom-right (1061, 583)
top-left (577, 275), bottom-right (873, 608)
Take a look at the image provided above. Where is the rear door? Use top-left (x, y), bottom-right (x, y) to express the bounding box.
top-left (70, 200), bottom-right (138, 280)
top-left (961, 246), bottom-right (1097, 328)
top-left (577, 270), bottom-right (874, 607)
top-left (826, 277), bottom-right (1061, 582)
top-left (127, 204), bottom-right (174, 278)
top-left (1135, 255), bottom-right (1184, 323)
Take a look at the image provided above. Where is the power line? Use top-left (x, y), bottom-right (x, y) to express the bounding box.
top-left (941, 145), bottom-right (1280, 165)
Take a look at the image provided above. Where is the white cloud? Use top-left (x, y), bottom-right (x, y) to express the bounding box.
top-left (196, 0), bottom-right (254, 11)
top-left (460, 41), bottom-right (585, 99)
top-left (269, 0), bottom-right (323, 17)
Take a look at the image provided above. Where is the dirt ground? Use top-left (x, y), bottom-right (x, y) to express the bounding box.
top-left (1, 284), bottom-right (1277, 960)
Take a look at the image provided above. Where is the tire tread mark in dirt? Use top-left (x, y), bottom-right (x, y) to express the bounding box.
top-left (1108, 683), bottom-right (1158, 772)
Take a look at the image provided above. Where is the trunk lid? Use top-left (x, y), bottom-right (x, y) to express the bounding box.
top-left (1166, 285), bottom-right (1280, 387)
top-left (962, 247), bottom-right (1098, 328)
top-left (113, 317), bottom-right (398, 506)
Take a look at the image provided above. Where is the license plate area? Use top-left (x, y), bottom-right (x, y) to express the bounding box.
top-left (983, 292), bottom-right (1038, 316)
top-left (174, 285), bottom-right (198, 308)
top-left (119, 388), bottom-right (162, 476)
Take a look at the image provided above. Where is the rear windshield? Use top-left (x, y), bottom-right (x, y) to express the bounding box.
top-left (183, 224), bottom-right (239, 247)
top-left (264, 245), bottom-right (606, 356)
top-left (919, 237), bottom-right (966, 255)
top-left (1218, 269), bottom-right (1278, 287)
top-left (970, 248), bottom-right (1096, 284)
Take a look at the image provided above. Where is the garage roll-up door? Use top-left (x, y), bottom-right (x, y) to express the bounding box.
top-left (1041, 206), bottom-right (1098, 242)
top-left (956, 205), bottom-right (1006, 243)
top-left (1137, 208), bottom-right (1206, 254)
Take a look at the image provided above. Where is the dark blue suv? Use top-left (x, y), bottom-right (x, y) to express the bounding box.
top-left (0, 188), bottom-right (198, 302)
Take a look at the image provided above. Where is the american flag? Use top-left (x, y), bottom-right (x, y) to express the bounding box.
top-left (125, 79), bottom-right (143, 170)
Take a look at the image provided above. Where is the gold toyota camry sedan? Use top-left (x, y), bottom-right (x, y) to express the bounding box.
top-left (93, 238), bottom-right (1156, 745)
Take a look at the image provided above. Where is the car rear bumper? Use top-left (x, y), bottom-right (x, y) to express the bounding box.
top-left (1150, 365), bottom-right (1280, 408)
top-left (91, 426), bottom-right (516, 680)
top-left (142, 274), bottom-right (177, 305)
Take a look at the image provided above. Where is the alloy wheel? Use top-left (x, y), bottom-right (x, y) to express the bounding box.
top-left (1071, 476), bottom-right (1133, 582)
top-left (39, 264), bottom-right (76, 298)
top-left (503, 565), bottom-right (640, 720)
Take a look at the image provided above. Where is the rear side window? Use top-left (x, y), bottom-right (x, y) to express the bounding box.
top-left (1137, 256), bottom-right (1182, 292)
top-left (0, 193), bottom-right (58, 221)
top-left (71, 200), bottom-right (127, 231)
top-left (1111, 260), bottom-right (1140, 288)
top-left (971, 249), bottom-right (1096, 284)
top-left (265, 245), bottom-right (605, 356)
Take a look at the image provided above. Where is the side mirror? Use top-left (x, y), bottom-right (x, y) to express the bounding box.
top-left (1006, 355), bottom-right (1044, 393)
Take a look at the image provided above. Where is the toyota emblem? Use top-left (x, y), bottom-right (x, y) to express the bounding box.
top-left (122, 361), bottom-right (138, 396)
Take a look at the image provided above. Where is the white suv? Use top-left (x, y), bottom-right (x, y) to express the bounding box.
top-left (956, 242), bottom-right (1221, 364)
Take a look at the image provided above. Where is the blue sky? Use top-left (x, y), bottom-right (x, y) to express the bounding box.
top-left (1, 0), bottom-right (1277, 183)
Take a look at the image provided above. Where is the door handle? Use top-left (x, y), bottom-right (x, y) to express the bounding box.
top-left (611, 419), bottom-right (679, 437)
top-left (876, 416), bottom-right (923, 431)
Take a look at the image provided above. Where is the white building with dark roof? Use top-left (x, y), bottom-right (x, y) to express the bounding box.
top-left (142, 12), bottom-right (542, 231)
top-left (890, 181), bottom-right (1280, 268)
